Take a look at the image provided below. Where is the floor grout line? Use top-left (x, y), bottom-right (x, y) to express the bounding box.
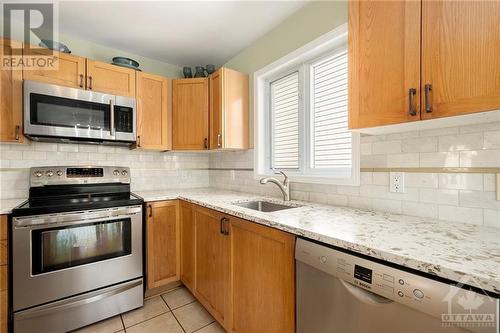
top-left (191, 319), bottom-right (217, 333)
top-left (121, 309), bottom-right (171, 330)
top-left (119, 314), bottom-right (126, 332)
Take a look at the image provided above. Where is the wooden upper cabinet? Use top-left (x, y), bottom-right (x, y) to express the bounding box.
top-left (349, 0), bottom-right (421, 129)
top-left (180, 201), bottom-right (195, 293)
top-left (136, 72), bottom-right (171, 150)
top-left (172, 78), bottom-right (209, 150)
top-left (86, 60), bottom-right (136, 97)
top-left (0, 39), bottom-right (23, 143)
top-left (209, 68), bottom-right (249, 150)
top-left (23, 49), bottom-right (85, 88)
top-left (193, 205), bottom-right (230, 328)
top-left (421, 0), bottom-right (500, 119)
top-left (229, 217), bottom-right (295, 333)
top-left (146, 200), bottom-right (180, 290)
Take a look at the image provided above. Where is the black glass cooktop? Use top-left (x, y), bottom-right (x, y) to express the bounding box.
top-left (12, 184), bottom-right (143, 216)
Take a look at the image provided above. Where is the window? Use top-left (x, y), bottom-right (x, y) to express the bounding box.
top-left (255, 24), bottom-right (359, 185)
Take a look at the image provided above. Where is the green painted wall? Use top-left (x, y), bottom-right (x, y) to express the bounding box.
top-left (224, 0), bottom-right (347, 143)
top-left (58, 32), bottom-right (182, 77)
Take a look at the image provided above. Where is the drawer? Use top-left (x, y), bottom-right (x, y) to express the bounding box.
top-left (1, 289), bottom-right (7, 333)
top-left (0, 216), bottom-right (6, 241)
top-left (0, 241), bottom-right (6, 266)
top-left (0, 266), bottom-right (6, 291)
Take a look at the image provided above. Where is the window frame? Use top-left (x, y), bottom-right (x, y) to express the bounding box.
top-left (254, 23), bottom-right (360, 185)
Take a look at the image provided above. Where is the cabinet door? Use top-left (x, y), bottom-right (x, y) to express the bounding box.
top-left (179, 201), bottom-right (194, 292)
top-left (193, 206), bottom-right (230, 327)
top-left (348, 0), bottom-right (421, 129)
top-left (421, 1), bottom-right (500, 119)
top-left (0, 215), bottom-right (7, 333)
top-left (209, 70), bottom-right (223, 149)
top-left (0, 39), bottom-right (23, 143)
top-left (210, 68), bottom-right (249, 150)
top-left (136, 72), bottom-right (171, 150)
top-left (23, 49), bottom-right (85, 88)
top-left (230, 217), bottom-right (295, 333)
top-left (86, 60), bottom-right (136, 97)
top-left (172, 78), bottom-right (209, 150)
top-left (146, 201), bottom-right (180, 289)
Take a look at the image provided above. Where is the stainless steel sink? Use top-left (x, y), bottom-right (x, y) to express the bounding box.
top-left (232, 200), bottom-right (299, 212)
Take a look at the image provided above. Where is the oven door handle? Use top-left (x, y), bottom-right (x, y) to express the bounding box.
top-left (338, 279), bottom-right (393, 306)
top-left (15, 279), bottom-right (142, 320)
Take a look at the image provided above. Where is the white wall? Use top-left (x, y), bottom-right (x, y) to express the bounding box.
top-left (209, 122), bottom-right (500, 228)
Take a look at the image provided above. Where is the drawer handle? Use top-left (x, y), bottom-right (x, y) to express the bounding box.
top-left (408, 88), bottom-right (417, 116)
top-left (424, 84), bottom-right (433, 113)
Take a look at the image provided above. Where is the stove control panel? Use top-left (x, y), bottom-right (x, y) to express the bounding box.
top-left (30, 166), bottom-right (131, 186)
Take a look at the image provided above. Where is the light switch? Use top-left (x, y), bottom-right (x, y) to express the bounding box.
top-left (496, 174), bottom-right (500, 201)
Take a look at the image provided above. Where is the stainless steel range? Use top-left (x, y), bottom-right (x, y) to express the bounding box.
top-left (11, 166), bottom-right (144, 333)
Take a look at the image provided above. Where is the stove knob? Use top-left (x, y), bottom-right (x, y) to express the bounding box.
top-left (113, 170), bottom-right (120, 176)
top-left (121, 170), bottom-right (128, 176)
top-left (56, 170), bottom-right (63, 176)
top-left (34, 170), bottom-right (43, 177)
top-left (46, 170), bottom-right (54, 177)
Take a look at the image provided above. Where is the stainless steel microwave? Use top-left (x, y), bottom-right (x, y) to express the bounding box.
top-left (23, 80), bottom-right (136, 145)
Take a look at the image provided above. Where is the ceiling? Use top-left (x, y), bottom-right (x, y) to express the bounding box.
top-left (58, 1), bottom-right (309, 67)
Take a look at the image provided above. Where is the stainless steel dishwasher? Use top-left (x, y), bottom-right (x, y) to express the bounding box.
top-left (296, 238), bottom-right (499, 333)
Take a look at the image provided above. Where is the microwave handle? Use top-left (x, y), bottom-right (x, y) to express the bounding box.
top-left (110, 99), bottom-right (115, 136)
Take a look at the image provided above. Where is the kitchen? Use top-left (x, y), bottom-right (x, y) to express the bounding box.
top-left (0, 1), bottom-right (499, 333)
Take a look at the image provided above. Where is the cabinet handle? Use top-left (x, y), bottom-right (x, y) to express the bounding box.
top-left (148, 204), bottom-right (152, 218)
top-left (222, 217), bottom-right (229, 236)
top-left (408, 88), bottom-right (417, 116)
top-left (220, 217), bottom-right (224, 235)
top-left (15, 125), bottom-right (20, 140)
top-left (424, 84), bottom-right (433, 113)
top-left (137, 135), bottom-right (141, 148)
top-left (79, 74), bottom-right (84, 88)
top-left (88, 76), bottom-right (93, 90)
top-left (217, 134), bottom-right (222, 148)
top-left (204, 138), bottom-right (208, 149)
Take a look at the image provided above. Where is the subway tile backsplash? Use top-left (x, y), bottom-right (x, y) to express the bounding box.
top-left (1, 121), bottom-right (499, 229)
top-left (0, 141), bottom-right (209, 199)
top-left (209, 122), bottom-right (500, 228)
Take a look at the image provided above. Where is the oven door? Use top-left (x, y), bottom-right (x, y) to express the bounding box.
top-left (12, 205), bottom-right (143, 311)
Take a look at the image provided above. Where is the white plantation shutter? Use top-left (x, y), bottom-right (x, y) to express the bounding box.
top-left (310, 50), bottom-right (351, 170)
top-left (270, 71), bottom-right (300, 169)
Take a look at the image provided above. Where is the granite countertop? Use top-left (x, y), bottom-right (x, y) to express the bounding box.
top-left (136, 188), bottom-right (500, 294)
top-left (2, 188), bottom-right (499, 294)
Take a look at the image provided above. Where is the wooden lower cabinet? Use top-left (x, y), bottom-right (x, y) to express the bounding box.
top-left (0, 215), bottom-right (8, 333)
top-left (192, 205), bottom-right (231, 328)
top-left (180, 200), bottom-right (195, 292)
top-left (229, 217), bottom-right (295, 333)
top-left (187, 203), bottom-right (295, 332)
top-left (146, 201), bottom-right (180, 289)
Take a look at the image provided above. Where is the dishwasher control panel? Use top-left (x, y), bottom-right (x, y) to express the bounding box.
top-left (295, 238), bottom-right (498, 333)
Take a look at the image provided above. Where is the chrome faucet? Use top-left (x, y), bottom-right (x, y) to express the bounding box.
top-left (260, 171), bottom-right (290, 201)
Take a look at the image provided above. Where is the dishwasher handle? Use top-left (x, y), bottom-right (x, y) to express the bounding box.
top-left (339, 279), bottom-right (393, 306)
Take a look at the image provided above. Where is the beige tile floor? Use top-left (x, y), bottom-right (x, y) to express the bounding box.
top-left (72, 286), bottom-right (225, 333)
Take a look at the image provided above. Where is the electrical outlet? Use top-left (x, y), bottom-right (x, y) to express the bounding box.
top-left (390, 172), bottom-right (405, 193)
